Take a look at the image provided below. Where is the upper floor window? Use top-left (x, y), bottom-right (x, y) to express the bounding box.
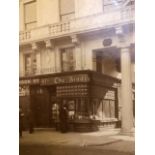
top-left (126, 0), bottom-right (135, 6)
top-left (103, 0), bottom-right (122, 12)
top-left (61, 47), bottom-right (75, 72)
top-left (24, 0), bottom-right (37, 30)
top-left (60, 0), bottom-right (75, 21)
top-left (93, 51), bottom-right (103, 73)
top-left (25, 53), bottom-right (37, 76)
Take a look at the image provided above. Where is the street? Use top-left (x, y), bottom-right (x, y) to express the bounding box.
top-left (19, 130), bottom-right (134, 155)
top-left (20, 142), bottom-right (134, 155)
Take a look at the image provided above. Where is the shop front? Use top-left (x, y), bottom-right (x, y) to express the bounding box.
top-left (19, 70), bottom-right (120, 132)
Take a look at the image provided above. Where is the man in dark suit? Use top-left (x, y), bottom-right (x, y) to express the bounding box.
top-left (59, 103), bottom-right (69, 133)
top-left (19, 107), bottom-right (24, 137)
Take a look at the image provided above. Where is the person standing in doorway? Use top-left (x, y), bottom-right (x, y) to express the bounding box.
top-left (59, 103), bottom-right (69, 133)
top-left (28, 110), bottom-right (34, 134)
top-left (19, 107), bottom-right (24, 137)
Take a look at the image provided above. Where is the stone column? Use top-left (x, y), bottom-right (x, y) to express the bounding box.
top-left (115, 26), bottom-right (134, 134)
top-left (121, 47), bottom-right (134, 134)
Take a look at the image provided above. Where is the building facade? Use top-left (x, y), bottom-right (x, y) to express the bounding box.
top-left (19, 0), bottom-right (135, 133)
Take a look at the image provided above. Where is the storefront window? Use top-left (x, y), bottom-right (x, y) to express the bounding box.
top-left (75, 99), bottom-right (89, 119)
top-left (91, 89), bottom-right (116, 120)
top-left (67, 100), bottom-right (75, 120)
top-left (52, 103), bottom-right (59, 121)
top-left (110, 100), bottom-right (115, 118)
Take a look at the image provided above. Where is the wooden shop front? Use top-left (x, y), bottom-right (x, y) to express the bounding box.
top-left (19, 70), bottom-right (120, 132)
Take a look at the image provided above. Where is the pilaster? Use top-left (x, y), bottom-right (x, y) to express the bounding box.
top-left (71, 35), bottom-right (82, 70)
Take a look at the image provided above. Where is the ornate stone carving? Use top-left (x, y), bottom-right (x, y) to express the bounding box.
top-left (31, 42), bottom-right (38, 51)
top-left (115, 27), bottom-right (124, 38)
top-left (115, 26), bottom-right (128, 46)
top-left (71, 34), bottom-right (80, 45)
top-left (44, 39), bottom-right (54, 49)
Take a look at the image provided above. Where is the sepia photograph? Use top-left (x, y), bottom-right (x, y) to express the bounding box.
top-left (19, 0), bottom-right (135, 154)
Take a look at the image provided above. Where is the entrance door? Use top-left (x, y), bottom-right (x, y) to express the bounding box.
top-left (30, 86), bottom-right (50, 128)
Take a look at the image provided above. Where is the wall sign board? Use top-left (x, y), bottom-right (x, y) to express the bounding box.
top-left (20, 74), bottom-right (90, 86)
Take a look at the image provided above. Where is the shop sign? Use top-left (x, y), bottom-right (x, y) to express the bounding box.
top-left (19, 79), bottom-right (31, 85)
top-left (19, 78), bottom-right (40, 85)
top-left (19, 74), bottom-right (90, 86)
top-left (31, 78), bottom-right (40, 84)
top-left (41, 74), bottom-right (90, 85)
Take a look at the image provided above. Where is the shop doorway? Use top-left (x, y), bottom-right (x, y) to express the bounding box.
top-left (30, 86), bottom-right (56, 128)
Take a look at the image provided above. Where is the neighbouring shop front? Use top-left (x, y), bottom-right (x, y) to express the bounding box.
top-left (19, 70), bottom-right (120, 132)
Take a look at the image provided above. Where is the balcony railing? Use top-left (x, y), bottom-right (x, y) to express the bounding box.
top-left (19, 30), bottom-right (31, 41)
top-left (49, 21), bottom-right (70, 35)
top-left (19, 5), bottom-right (134, 44)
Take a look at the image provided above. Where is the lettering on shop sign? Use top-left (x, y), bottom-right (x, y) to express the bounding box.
top-left (19, 74), bottom-right (90, 85)
top-left (19, 79), bottom-right (40, 85)
top-left (41, 74), bottom-right (90, 85)
top-left (19, 79), bottom-right (31, 85)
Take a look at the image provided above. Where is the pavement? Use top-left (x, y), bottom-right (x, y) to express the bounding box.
top-left (19, 128), bottom-right (135, 155)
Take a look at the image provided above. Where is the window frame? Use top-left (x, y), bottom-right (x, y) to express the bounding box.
top-left (24, 0), bottom-right (37, 30)
top-left (60, 47), bottom-right (76, 72)
top-left (59, 0), bottom-right (75, 21)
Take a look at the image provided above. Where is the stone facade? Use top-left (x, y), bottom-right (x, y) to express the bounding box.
top-left (19, 0), bottom-right (135, 133)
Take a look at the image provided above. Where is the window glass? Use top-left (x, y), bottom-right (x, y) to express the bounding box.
top-left (25, 54), bottom-right (37, 76)
top-left (25, 54), bottom-right (31, 75)
top-left (110, 100), bottom-right (115, 118)
top-left (60, 0), bottom-right (75, 15)
top-left (104, 100), bottom-right (110, 118)
top-left (60, 0), bottom-right (75, 21)
top-left (24, 1), bottom-right (37, 29)
top-left (96, 55), bottom-right (103, 73)
top-left (103, 0), bottom-right (122, 12)
top-left (61, 47), bottom-right (75, 72)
